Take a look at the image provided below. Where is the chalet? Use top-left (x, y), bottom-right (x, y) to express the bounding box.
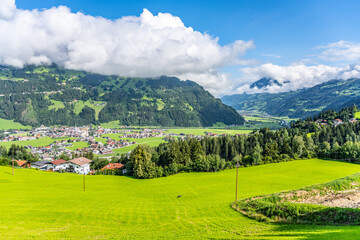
top-left (46, 159), bottom-right (68, 171)
top-left (16, 160), bottom-right (29, 168)
top-left (68, 157), bottom-right (92, 174)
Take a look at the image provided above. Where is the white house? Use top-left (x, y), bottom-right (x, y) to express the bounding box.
top-left (45, 159), bottom-right (68, 171)
top-left (68, 157), bottom-right (92, 174)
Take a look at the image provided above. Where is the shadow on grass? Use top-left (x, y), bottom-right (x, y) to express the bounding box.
top-left (258, 223), bottom-right (360, 240)
top-left (319, 158), bottom-right (360, 166)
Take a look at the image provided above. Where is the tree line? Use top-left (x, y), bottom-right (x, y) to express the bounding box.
top-left (123, 106), bottom-right (360, 178)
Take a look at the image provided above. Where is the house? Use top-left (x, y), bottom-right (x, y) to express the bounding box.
top-left (101, 163), bottom-right (124, 171)
top-left (46, 159), bottom-right (68, 171)
top-left (30, 160), bottom-right (50, 170)
top-left (333, 119), bottom-right (343, 126)
top-left (68, 157), bottom-right (92, 174)
top-left (16, 160), bottom-right (29, 168)
top-left (349, 118), bottom-right (357, 123)
top-left (100, 149), bottom-right (113, 155)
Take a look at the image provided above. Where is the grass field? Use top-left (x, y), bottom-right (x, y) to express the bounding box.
top-left (0, 137), bottom-right (75, 148)
top-left (0, 118), bottom-right (31, 130)
top-left (1, 159), bottom-right (360, 239)
top-left (66, 141), bottom-right (89, 151)
top-left (165, 128), bottom-right (252, 135)
top-left (355, 111), bottom-right (360, 119)
top-left (100, 120), bottom-right (121, 128)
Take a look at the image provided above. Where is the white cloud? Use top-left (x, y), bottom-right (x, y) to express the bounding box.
top-left (177, 71), bottom-right (234, 96)
top-left (0, 1), bottom-right (254, 96)
top-left (0, 0), bottom-right (15, 19)
top-left (261, 54), bottom-right (281, 59)
top-left (317, 40), bottom-right (360, 62)
top-left (237, 63), bottom-right (360, 94)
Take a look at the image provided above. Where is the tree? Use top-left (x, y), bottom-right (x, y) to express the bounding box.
top-left (251, 143), bottom-right (262, 165)
top-left (129, 145), bottom-right (155, 179)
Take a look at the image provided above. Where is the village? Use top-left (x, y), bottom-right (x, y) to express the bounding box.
top-left (0, 125), bottom-right (228, 174)
top-left (0, 125), bottom-right (170, 165)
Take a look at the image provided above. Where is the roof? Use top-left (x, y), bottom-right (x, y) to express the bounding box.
top-left (101, 163), bottom-right (124, 171)
top-left (16, 160), bottom-right (27, 167)
top-left (49, 159), bottom-right (67, 165)
top-left (70, 157), bottom-right (92, 166)
top-left (31, 160), bottom-right (50, 166)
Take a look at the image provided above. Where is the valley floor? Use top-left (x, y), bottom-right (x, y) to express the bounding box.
top-left (0, 159), bottom-right (360, 239)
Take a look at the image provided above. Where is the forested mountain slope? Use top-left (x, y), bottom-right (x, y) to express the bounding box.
top-left (0, 65), bottom-right (244, 127)
top-left (222, 78), bottom-right (360, 118)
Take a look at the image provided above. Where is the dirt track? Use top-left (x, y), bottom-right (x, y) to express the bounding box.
top-left (295, 189), bottom-right (360, 208)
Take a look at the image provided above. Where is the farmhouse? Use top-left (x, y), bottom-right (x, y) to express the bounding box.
top-left (68, 157), bottom-right (92, 174)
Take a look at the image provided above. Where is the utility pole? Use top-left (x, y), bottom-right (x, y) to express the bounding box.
top-left (12, 158), bottom-right (14, 175)
top-left (83, 172), bottom-right (85, 191)
top-left (235, 156), bottom-right (239, 202)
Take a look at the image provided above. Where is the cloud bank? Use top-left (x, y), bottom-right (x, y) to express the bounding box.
top-left (238, 63), bottom-right (360, 93)
top-left (0, 0), bottom-right (254, 95)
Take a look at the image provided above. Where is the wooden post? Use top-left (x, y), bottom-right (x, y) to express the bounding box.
top-left (83, 172), bottom-right (85, 191)
top-left (235, 156), bottom-right (239, 202)
top-left (12, 158), bottom-right (14, 175)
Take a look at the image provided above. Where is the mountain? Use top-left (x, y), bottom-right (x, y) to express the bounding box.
top-left (250, 77), bottom-right (282, 89)
top-left (222, 78), bottom-right (360, 118)
top-left (0, 64), bottom-right (244, 127)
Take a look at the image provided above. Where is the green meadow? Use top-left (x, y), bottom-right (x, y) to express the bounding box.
top-left (165, 128), bottom-right (252, 135)
top-left (1, 159), bottom-right (360, 239)
top-left (0, 118), bottom-right (31, 130)
top-left (0, 137), bottom-right (77, 149)
top-left (355, 111), bottom-right (360, 119)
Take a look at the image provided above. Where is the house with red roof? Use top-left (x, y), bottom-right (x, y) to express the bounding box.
top-left (45, 159), bottom-right (68, 171)
top-left (16, 160), bottom-right (29, 168)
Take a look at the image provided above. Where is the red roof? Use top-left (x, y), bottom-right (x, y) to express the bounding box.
top-left (50, 159), bottom-right (67, 165)
top-left (101, 163), bottom-right (124, 170)
top-left (16, 160), bottom-right (27, 167)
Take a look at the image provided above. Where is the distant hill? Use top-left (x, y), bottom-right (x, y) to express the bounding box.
top-left (222, 78), bottom-right (360, 118)
top-left (0, 64), bottom-right (244, 127)
top-left (250, 77), bottom-right (282, 89)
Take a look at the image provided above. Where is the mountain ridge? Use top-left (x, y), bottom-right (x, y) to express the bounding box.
top-left (0, 64), bottom-right (244, 127)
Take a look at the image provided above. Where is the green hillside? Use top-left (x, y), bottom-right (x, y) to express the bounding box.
top-left (222, 78), bottom-right (360, 118)
top-left (0, 64), bottom-right (244, 127)
top-left (1, 159), bottom-right (360, 239)
top-left (0, 118), bottom-right (31, 130)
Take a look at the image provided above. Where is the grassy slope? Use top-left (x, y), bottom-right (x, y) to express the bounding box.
top-left (0, 159), bottom-right (360, 239)
top-left (0, 118), bottom-right (31, 130)
top-left (48, 100), bottom-right (65, 111)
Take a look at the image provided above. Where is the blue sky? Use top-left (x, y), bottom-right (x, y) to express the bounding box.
top-left (2, 0), bottom-right (360, 95)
